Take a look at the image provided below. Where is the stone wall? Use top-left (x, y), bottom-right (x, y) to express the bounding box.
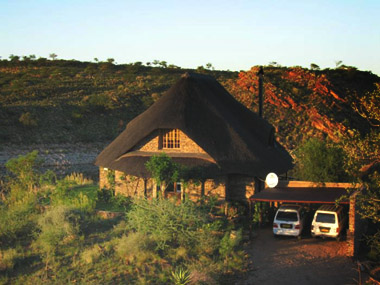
top-left (109, 173), bottom-right (227, 201)
top-left (99, 167), bottom-right (110, 189)
top-left (347, 192), bottom-right (367, 257)
top-left (186, 176), bottom-right (227, 201)
top-left (104, 172), bottom-right (257, 202)
top-left (227, 174), bottom-right (256, 201)
top-left (115, 171), bottom-right (145, 197)
top-left (132, 129), bottom-right (207, 154)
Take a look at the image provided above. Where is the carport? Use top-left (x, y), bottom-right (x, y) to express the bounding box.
top-left (249, 181), bottom-right (363, 257)
top-left (250, 186), bottom-right (349, 205)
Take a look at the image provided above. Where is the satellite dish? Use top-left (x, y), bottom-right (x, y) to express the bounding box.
top-left (266, 172), bottom-right (278, 188)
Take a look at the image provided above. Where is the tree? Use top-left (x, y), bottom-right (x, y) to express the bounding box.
top-left (145, 153), bottom-right (179, 198)
top-left (49, 53), bottom-right (58, 60)
top-left (107, 58), bottom-right (115, 64)
top-left (159, 61), bottom-right (167, 68)
top-left (335, 60), bottom-right (343, 68)
top-left (352, 83), bottom-right (380, 127)
top-left (293, 138), bottom-right (347, 182)
top-left (310, 63), bottom-right (320, 70)
top-left (339, 129), bottom-right (380, 260)
top-left (9, 54), bottom-right (20, 62)
top-left (205, 63), bottom-right (215, 70)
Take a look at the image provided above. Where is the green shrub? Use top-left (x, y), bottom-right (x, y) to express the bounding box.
top-left (219, 230), bottom-right (242, 259)
top-left (85, 93), bottom-right (115, 111)
top-left (19, 112), bottom-right (38, 127)
top-left (33, 205), bottom-right (82, 263)
top-left (0, 248), bottom-right (19, 271)
top-left (64, 172), bottom-right (93, 185)
top-left (50, 180), bottom-right (96, 212)
top-left (97, 187), bottom-right (114, 203)
top-left (126, 198), bottom-right (208, 250)
top-left (115, 232), bottom-right (154, 264)
top-left (0, 196), bottom-right (38, 245)
top-left (293, 138), bottom-right (347, 182)
top-left (80, 244), bottom-right (103, 264)
top-left (4, 150), bottom-right (42, 197)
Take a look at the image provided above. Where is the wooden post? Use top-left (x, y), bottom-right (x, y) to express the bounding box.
top-left (153, 183), bottom-right (157, 199)
top-left (181, 184), bottom-right (185, 202)
top-left (161, 182), bottom-right (166, 199)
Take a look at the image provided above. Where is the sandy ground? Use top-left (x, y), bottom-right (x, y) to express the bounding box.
top-left (238, 227), bottom-right (358, 285)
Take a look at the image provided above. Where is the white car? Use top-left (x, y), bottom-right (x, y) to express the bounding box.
top-left (311, 205), bottom-right (347, 240)
top-left (273, 204), bottom-right (306, 238)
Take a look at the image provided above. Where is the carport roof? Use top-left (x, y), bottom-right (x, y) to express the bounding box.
top-left (250, 187), bottom-right (349, 204)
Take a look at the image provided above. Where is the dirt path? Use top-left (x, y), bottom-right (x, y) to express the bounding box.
top-left (238, 228), bottom-right (358, 285)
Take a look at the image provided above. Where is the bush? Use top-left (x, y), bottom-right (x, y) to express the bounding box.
top-left (80, 244), bottom-right (103, 264)
top-left (115, 232), bottom-right (155, 264)
top-left (293, 138), bottom-right (347, 182)
top-left (19, 112), bottom-right (37, 127)
top-left (84, 93), bottom-right (115, 112)
top-left (64, 172), bottom-right (93, 185)
top-left (126, 198), bottom-right (208, 250)
top-left (0, 196), bottom-right (38, 246)
top-left (4, 150), bottom-right (42, 197)
top-left (33, 205), bottom-right (82, 265)
top-left (124, 198), bottom-right (246, 280)
top-left (0, 248), bottom-right (20, 271)
top-left (50, 180), bottom-right (96, 212)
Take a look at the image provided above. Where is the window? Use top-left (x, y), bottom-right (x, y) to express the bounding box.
top-left (176, 182), bottom-right (181, 193)
top-left (166, 182), bottom-right (181, 193)
top-left (316, 213), bottom-right (336, 224)
top-left (161, 129), bottom-right (180, 149)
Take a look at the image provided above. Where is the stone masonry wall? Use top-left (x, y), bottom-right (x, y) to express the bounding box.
top-left (101, 169), bottom-right (257, 202)
top-left (107, 173), bottom-right (228, 201)
top-left (347, 193), bottom-right (367, 257)
top-left (99, 167), bottom-right (110, 189)
top-left (133, 129), bottom-right (207, 154)
top-left (186, 176), bottom-right (227, 201)
top-left (227, 174), bottom-right (256, 201)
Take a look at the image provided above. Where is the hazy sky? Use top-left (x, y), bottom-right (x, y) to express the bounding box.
top-left (1, 0), bottom-right (379, 74)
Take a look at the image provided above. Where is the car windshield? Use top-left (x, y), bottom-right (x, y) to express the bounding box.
top-left (276, 211), bottom-right (298, 222)
top-left (316, 213), bottom-right (336, 224)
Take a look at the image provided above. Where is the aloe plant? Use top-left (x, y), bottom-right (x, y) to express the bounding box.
top-left (171, 267), bottom-right (191, 285)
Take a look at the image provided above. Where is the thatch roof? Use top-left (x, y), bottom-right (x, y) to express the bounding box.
top-left (95, 72), bottom-right (293, 177)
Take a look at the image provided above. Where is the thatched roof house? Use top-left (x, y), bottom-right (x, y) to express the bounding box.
top-left (95, 72), bottom-right (292, 200)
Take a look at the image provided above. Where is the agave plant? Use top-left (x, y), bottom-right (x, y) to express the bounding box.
top-left (171, 267), bottom-right (191, 285)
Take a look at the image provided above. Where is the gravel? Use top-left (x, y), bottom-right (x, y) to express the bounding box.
top-left (238, 227), bottom-right (358, 285)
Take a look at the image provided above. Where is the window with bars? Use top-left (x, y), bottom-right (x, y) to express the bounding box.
top-left (160, 129), bottom-right (180, 149)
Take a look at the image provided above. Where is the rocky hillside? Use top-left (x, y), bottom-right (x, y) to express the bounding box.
top-left (1, 58), bottom-right (379, 154)
top-left (227, 66), bottom-right (379, 150)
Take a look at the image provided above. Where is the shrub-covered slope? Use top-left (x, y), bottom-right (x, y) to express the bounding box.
top-left (1, 58), bottom-right (379, 152)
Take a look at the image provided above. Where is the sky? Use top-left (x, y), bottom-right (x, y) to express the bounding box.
top-left (1, 0), bottom-right (379, 75)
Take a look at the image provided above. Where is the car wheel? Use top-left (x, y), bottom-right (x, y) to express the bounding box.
top-left (297, 235), bottom-right (302, 240)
